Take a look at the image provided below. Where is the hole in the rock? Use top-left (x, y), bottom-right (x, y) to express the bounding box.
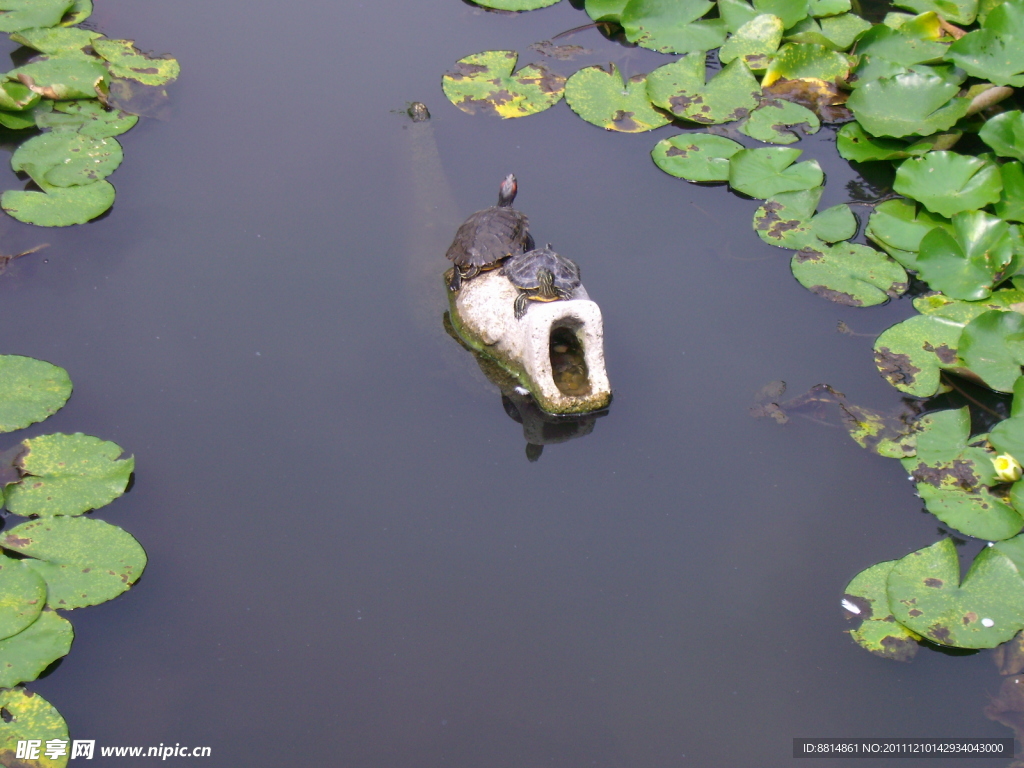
top-left (550, 324), bottom-right (590, 396)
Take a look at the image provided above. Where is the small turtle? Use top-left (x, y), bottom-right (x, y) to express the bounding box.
top-left (502, 245), bottom-right (581, 320)
top-left (446, 174), bottom-right (533, 292)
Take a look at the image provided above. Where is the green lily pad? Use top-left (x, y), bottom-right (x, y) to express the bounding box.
top-left (1, 517), bottom-right (146, 609)
top-left (651, 133), bottom-right (744, 181)
top-left (719, 13), bottom-right (783, 70)
top-left (866, 198), bottom-right (953, 271)
top-left (841, 403), bottom-right (920, 458)
top-left (34, 98), bottom-right (137, 137)
top-left (917, 484), bottom-right (1023, 540)
top-left (10, 26), bottom-right (102, 54)
top-left (442, 50), bottom-right (565, 119)
top-left (979, 110), bottom-right (1024, 162)
top-left (915, 211), bottom-right (1017, 301)
top-left (893, 152), bottom-right (1003, 218)
top-left (753, 185), bottom-right (855, 248)
top-left (843, 561), bottom-right (920, 661)
top-left (846, 71), bottom-right (971, 138)
top-left (991, 415), bottom-right (1024, 475)
top-left (62, 0), bottom-right (90, 25)
top-left (837, 122), bottom-right (952, 163)
top-left (0, 0), bottom-right (73, 33)
top-left (996, 161), bottom-right (1024, 223)
top-left (620, 0), bottom-right (728, 54)
top-left (946, 0), bottom-right (1024, 87)
top-left (0, 609), bottom-right (72, 688)
top-left (728, 146), bottom-right (823, 197)
top-left (10, 52), bottom-right (108, 100)
top-left (2, 179), bottom-right (115, 226)
top-left (761, 43), bottom-right (853, 87)
top-left (854, 16), bottom-right (949, 66)
top-left (893, 0), bottom-right (976, 24)
top-left (0, 688), bottom-right (69, 768)
top-left (719, 0), bottom-right (760, 32)
top-left (0, 355), bottom-right (71, 433)
top-left (565, 63), bottom-right (668, 132)
top-left (959, 310), bottom-right (1024, 392)
top-left (785, 13), bottom-right (872, 50)
top-left (874, 313), bottom-right (965, 396)
top-left (888, 538), bottom-right (1024, 648)
top-left (91, 38), bottom-right (179, 86)
top-left (585, 0), bottom-right (629, 20)
top-left (740, 98), bottom-right (820, 143)
top-left (753, 0), bottom-right (811, 28)
top-left (11, 132), bottom-right (123, 188)
top-left (0, 555), bottom-right (45, 642)
top-left (791, 242), bottom-right (907, 306)
top-left (0, 80), bottom-right (38, 112)
top-left (913, 287), bottom-right (1024, 323)
top-left (4, 432), bottom-right (133, 517)
top-left (647, 55), bottom-right (760, 125)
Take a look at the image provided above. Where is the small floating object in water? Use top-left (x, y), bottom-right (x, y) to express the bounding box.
top-left (407, 102), bottom-right (430, 122)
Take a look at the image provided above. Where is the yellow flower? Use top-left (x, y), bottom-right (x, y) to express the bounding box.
top-left (993, 453), bottom-right (1023, 483)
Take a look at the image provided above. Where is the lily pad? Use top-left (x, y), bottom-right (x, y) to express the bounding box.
top-left (846, 71), bottom-right (971, 138)
top-left (719, 13), bottom-right (784, 70)
top-left (585, 0), bottom-right (629, 20)
top-left (893, 0), bottom-right (976, 24)
top-left (0, 688), bottom-right (69, 768)
top-left (0, 609), bottom-right (72, 688)
top-left (917, 484), bottom-right (1023, 540)
top-left (566, 63), bottom-right (668, 132)
top-left (651, 133), bottom-right (744, 182)
top-left (0, 355), bottom-right (71, 433)
top-left (836, 122), bottom-right (951, 163)
top-left (11, 132), bottom-right (123, 188)
top-left (873, 313), bottom-right (965, 396)
top-left (761, 43), bottom-right (853, 88)
top-left (0, 0), bottom-right (73, 33)
top-left (893, 152), bottom-right (1002, 218)
top-left (785, 13), bottom-right (872, 50)
top-left (887, 538), bottom-right (1024, 648)
top-left (753, 185), bottom-right (855, 249)
top-left (841, 404), bottom-right (920, 458)
top-left (790, 242), bottom-right (907, 306)
top-left (740, 98), bottom-right (820, 143)
top-left (996, 161), bottom-right (1024, 223)
top-left (753, 0), bottom-right (812, 28)
top-left (647, 55), bottom-right (760, 125)
top-left (2, 179), bottom-right (115, 226)
top-left (913, 287), bottom-right (1024, 323)
top-left (1, 517), bottom-right (146, 609)
top-left (719, 0), bottom-right (760, 32)
top-left (945, 0), bottom-right (1024, 87)
top-left (0, 80), bottom-right (38, 112)
top-left (34, 98), bottom-right (138, 137)
top-left (728, 146), bottom-right (823, 197)
top-left (866, 198), bottom-right (953, 271)
top-left (854, 17), bottom-right (949, 66)
top-left (0, 555), bottom-right (45, 642)
top-left (442, 50), bottom-right (565, 119)
top-left (979, 110), bottom-right (1024, 162)
top-left (62, 0), bottom-right (90, 25)
top-left (91, 38), bottom-right (179, 86)
top-left (915, 211), bottom-right (1017, 300)
top-left (620, 0), bottom-right (728, 53)
top-left (10, 26), bottom-right (102, 54)
top-left (958, 310), bottom-right (1024, 392)
top-left (843, 560), bottom-right (920, 661)
top-left (10, 52), bottom-right (108, 100)
top-left (3, 432), bottom-right (133, 517)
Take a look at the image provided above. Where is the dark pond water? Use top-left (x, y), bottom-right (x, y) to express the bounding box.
top-left (0, 0), bottom-right (1017, 765)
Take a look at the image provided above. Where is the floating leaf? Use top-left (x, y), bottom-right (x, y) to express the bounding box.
top-left (10, 26), bottom-right (102, 54)
top-left (442, 50), bottom-right (565, 119)
top-left (4, 433), bottom-right (133, 517)
top-left (790, 242), bottom-right (907, 306)
top-left (728, 146), bottom-right (823, 197)
top-left (719, 0), bottom-right (760, 32)
top-left (91, 38), bottom-right (179, 86)
top-left (785, 13), bottom-right (872, 50)
top-left (959, 310), bottom-right (1024, 392)
top-left (11, 132), bottom-right (123, 188)
top-left (0, 555), bottom-right (45, 642)
top-left (0, 609), bottom-right (72, 688)
top-left (854, 17), bottom-right (949, 66)
top-left (585, 0), bottom-right (628, 20)
top-left (761, 43), bottom-right (853, 87)
top-left (0, 0), bottom-right (73, 33)
top-left (894, 152), bottom-right (1003, 218)
top-left (874, 313), bottom-right (964, 396)
top-left (0, 355), bottom-right (71, 434)
top-left (565, 63), bottom-right (668, 132)
top-left (946, 0), bottom-right (1024, 87)
top-left (0, 80), bottom-right (38, 112)
top-left (2, 179), bottom-right (115, 226)
top-left (840, 403), bottom-right (920, 457)
top-left (740, 98), bottom-right (820, 143)
top-left (1, 517), bottom-right (146, 609)
top-left (887, 538), bottom-right (1024, 648)
top-left (62, 0), bottom-right (90, 25)
top-left (620, 0), bottom-right (727, 53)
top-left (918, 484), bottom-right (1023, 540)
top-left (914, 287), bottom-right (1024, 323)
top-left (843, 561), bottom-right (920, 661)
top-left (846, 71), bottom-right (970, 138)
top-left (753, 0), bottom-right (811, 28)
top-left (651, 133), bottom-right (743, 182)
top-left (915, 211), bottom-right (1017, 300)
top-left (0, 688), bottom-right (69, 768)
top-left (979, 110), bottom-right (1024, 162)
top-left (35, 98), bottom-right (138, 137)
top-left (760, 76), bottom-right (849, 122)
top-left (719, 13), bottom-right (783, 70)
top-left (11, 52), bottom-right (108, 100)
top-left (866, 198), bottom-right (953, 271)
top-left (647, 55), bottom-right (760, 124)
top-left (996, 161), bottom-right (1024, 223)
top-left (753, 185), bottom-right (855, 248)
top-left (893, 0), bottom-right (976, 24)
top-left (836, 122), bottom-right (950, 163)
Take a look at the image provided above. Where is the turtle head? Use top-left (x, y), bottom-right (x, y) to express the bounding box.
top-left (498, 174), bottom-right (518, 207)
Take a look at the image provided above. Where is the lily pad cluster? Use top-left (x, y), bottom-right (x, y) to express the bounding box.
top-left (0, 354), bottom-right (142, 766)
top-left (0, 7), bottom-right (179, 226)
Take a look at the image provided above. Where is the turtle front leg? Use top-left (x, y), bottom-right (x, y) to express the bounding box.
top-left (514, 291), bottom-right (530, 320)
top-left (447, 267), bottom-right (462, 292)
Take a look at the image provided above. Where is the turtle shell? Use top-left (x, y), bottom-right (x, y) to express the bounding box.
top-left (502, 246), bottom-right (581, 295)
top-left (445, 205), bottom-right (532, 270)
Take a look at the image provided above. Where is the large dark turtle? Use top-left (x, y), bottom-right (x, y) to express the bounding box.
top-left (502, 244), bottom-right (581, 320)
top-left (446, 174), bottom-right (533, 292)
